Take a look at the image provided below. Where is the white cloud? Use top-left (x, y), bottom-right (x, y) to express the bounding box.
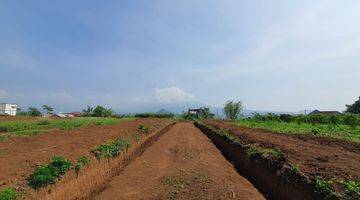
top-left (0, 89), bottom-right (10, 99)
top-left (155, 87), bottom-right (197, 103)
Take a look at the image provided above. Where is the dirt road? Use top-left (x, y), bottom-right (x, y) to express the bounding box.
top-left (95, 122), bottom-right (264, 200)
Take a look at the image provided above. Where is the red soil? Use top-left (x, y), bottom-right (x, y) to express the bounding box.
top-left (0, 118), bottom-right (172, 190)
top-left (95, 122), bottom-right (264, 200)
top-left (204, 120), bottom-right (360, 181)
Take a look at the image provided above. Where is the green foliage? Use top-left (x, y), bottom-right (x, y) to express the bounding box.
top-left (74, 156), bottom-right (91, 173)
top-left (198, 107), bottom-right (215, 119)
top-left (0, 117), bottom-right (124, 136)
top-left (27, 156), bottom-right (72, 189)
top-left (218, 128), bottom-right (240, 144)
top-left (82, 105), bottom-right (94, 117)
top-left (0, 188), bottom-right (17, 200)
top-left (236, 120), bottom-right (360, 143)
top-left (344, 114), bottom-right (360, 128)
top-left (138, 124), bottom-right (149, 134)
top-left (279, 114), bottom-right (294, 122)
top-left (291, 164), bottom-right (301, 173)
top-left (341, 180), bottom-right (360, 199)
top-left (42, 105), bottom-right (54, 114)
top-left (91, 138), bottom-right (130, 159)
top-left (346, 96), bottom-right (360, 114)
top-left (314, 177), bottom-right (336, 199)
top-left (223, 100), bottom-right (243, 120)
top-left (134, 113), bottom-right (174, 118)
top-left (28, 107), bottom-right (41, 117)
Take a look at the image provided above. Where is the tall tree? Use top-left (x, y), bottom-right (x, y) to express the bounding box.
top-left (28, 107), bottom-right (42, 116)
top-left (346, 96), bottom-right (360, 114)
top-left (223, 100), bottom-right (243, 120)
top-left (42, 105), bottom-right (54, 114)
top-left (82, 105), bottom-right (94, 117)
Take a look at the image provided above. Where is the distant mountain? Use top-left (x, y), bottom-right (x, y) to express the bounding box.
top-left (156, 108), bottom-right (172, 115)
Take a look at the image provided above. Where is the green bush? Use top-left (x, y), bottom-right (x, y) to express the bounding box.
top-left (0, 188), bottom-right (17, 200)
top-left (279, 114), bottom-right (294, 122)
top-left (74, 156), bottom-right (91, 173)
top-left (91, 138), bottom-right (130, 159)
top-left (344, 114), bottom-right (360, 128)
top-left (36, 120), bottom-right (50, 126)
top-left (138, 125), bottom-right (149, 134)
top-left (27, 156), bottom-right (72, 189)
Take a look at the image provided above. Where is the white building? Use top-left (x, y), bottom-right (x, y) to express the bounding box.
top-left (0, 103), bottom-right (18, 116)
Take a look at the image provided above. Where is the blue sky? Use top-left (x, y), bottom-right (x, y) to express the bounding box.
top-left (1, 0), bottom-right (359, 113)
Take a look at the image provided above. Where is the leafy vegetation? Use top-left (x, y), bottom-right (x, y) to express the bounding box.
top-left (236, 120), bottom-right (360, 143)
top-left (223, 100), bottom-right (243, 120)
top-left (42, 105), bottom-right (54, 114)
top-left (134, 113), bottom-right (174, 118)
top-left (0, 188), bottom-right (17, 200)
top-left (91, 138), bottom-right (130, 160)
top-left (341, 180), bottom-right (360, 199)
top-left (74, 156), bottom-right (91, 173)
top-left (27, 107), bottom-right (42, 117)
top-left (138, 124), bottom-right (149, 134)
top-left (314, 177), bottom-right (336, 199)
top-left (346, 96), bottom-right (360, 114)
top-left (27, 156), bottom-right (72, 189)
top-left (0, 117), bottom-right (125, 137)
top-left (82, 105), bottom-right (114, 117)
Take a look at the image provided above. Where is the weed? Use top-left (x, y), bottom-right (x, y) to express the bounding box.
top-left (0, 135), bottom-right (8, 141)
top-left (314, 176), bottom-right (336, 199)
top-left (91, 138), bottom-right (130, 159)
top-left (341, 180), bottom-right (360, 199)
top-left (36, 120), bottom-right (50, 126)
top-left (245, 146), bottom-right (283, 160)
top-left (138, 125), bottom-right (149, 134)
top-left (0, 188), bottom-right (17, 200)
top-left (218, 128), bottom-right (240, 144)
top-left (291, 164), bottom-right (301, 173)
top-left (27, 156), bottom-right (72, 189)
top-left (74, 156), bottom-right (91, 173)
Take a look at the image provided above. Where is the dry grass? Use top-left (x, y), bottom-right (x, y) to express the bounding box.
top-left (25, 122), bottom-right (175, 200)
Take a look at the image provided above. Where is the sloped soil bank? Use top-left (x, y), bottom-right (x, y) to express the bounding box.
top-left (195, 122), bottom-right (360, 200)
top-left (28, 122), bottom-right (176, 200)
top-left (203, 120), bottom-right (360, 181)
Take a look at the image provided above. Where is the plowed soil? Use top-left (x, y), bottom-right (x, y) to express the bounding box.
top-left (0, 118), bottom-right (171, 190)
top-left (95, 122), bottom-right (264, 200)
top-left (204, 120), bottom-right (360, 181)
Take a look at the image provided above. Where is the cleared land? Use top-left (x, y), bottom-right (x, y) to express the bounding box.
top-left (95, 122), bottom-right (264, 200)
top-left (0, 117), bottom-right (126, 139)
top-left (204, 120), bottom-right (360, 191)
top-left (0, 118), bottom-right (171, 193)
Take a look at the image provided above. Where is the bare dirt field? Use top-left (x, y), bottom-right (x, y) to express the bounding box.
top-left (204, 120), bottom-right (360, 181)
top-left (0, 118), bottom-right (171, 191)
top-left (95, 122), bottom-right (264, 200)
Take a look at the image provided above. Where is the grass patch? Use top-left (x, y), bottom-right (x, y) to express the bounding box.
top-left (341, 180), bottom-right (360, 199)
top-left (0, 188), bottom-right (17, 200)
top-left (91, 138), bottom-right (130, 160)
top-left (0, 117), bottom-right (129, 137)
top-left (217, 128), bottom-right (240, 144)
top-left (314, 176), bottom-right (336, 199)
top-left (27, 156), bottom-right (72, 189)
top-left (245, 146), bottom-right (283, 160)
top-left (235, 120), bottom-right (360, 143)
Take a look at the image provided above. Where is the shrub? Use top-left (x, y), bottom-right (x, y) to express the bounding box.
top-left (344, 114), bottom-right (360, 128)
top-left (91, 138), bottom-right (130, 159)
top-left (27, 156), bottom-right (72, 189)
top-left (279, 114), bottom-right (294, 123)
top-left (314, 176), bottom-right (336, 199)
top-left (36, 120), bottom-right (50, 126)
top-left (329, 115), bottom-right (342, 126)
top-left (223, 100), bottom-right (243, 120)
top-left (0, 188), bottom-right (17, 200)
top-left (307, 114), bottom-right (328, 124)
top-left (138, 125), bottom-right (149, 134)
top-left (74, 156), bottom-right (91, 173)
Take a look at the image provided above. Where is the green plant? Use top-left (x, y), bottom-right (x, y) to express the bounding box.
top-left (91, 138), bottom-right (130, 159)
top-left (74, 156), bottom-right (91, 173)
top-left (223, 100), bottom-right (243, 120)
top-left (341, 180), bottom-right (360, 198)
top-left (27, 156), bottom-right (72, 189)
top-left (28, 107), bottom-right (42, 117)
top-left (344, 114), bottom-right (360, 128)
top-left (36, 120), bottom-right (50, 126)
top-left (245, 146), bottom-right (283, 160)
top-left (291, 164), bottom-right (301, 173)
top-left (346, 96), bottom-right (360, 114)
top-left (42, 105), bottom-right (54, 115)
top-left (314, 176), bottom-right (336, 199)
top-left (311, 128), bottom-right (320, 135)
top-left (138, 125), bottom-right (149, 134)
top-left (0, 188), bottom-right (17, 200)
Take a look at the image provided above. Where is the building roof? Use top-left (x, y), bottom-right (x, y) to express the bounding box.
top-left (308, 110), bottom-right (341, 115)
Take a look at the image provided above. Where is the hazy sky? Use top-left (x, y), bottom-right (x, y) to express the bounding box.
top-left (1, 0), bottom-right (359, 112)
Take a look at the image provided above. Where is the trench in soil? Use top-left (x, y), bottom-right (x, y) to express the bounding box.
top-left (194, 122), bottom-right (320, 200)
